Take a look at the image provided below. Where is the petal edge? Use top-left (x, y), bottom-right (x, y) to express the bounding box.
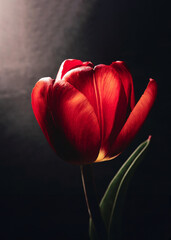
top-left (109, 79), bottom-right (157, 157)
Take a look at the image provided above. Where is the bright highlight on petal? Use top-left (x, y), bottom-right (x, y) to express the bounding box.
top-left (31, 59), bottom-right (157, 165)
top-left (111, 61), bottom-right (135, 110)
top-left (93, 65), bottom-right (128, 156)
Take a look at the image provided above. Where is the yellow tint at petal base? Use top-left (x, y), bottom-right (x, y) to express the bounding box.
top-left (95, 149), bottom-right (106, 162)
top-left (95, 149), bottom-right (120, 163)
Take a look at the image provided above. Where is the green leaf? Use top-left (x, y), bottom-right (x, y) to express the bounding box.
top-left (89, 137), bottom-right (151, 240)
top-left (102, 137), bottom-right (151, 239)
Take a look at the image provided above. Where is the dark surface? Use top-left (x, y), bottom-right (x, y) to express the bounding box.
top-left (0, 0), bottom-right (170, 239)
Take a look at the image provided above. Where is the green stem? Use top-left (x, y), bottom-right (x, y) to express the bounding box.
top-left (80, 164), bottom-right (107, 240)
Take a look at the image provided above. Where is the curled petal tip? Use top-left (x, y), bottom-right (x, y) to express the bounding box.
top-left (148, 135), bottom-right (152, 141)
top-left (148, 78), bottom-right (157, 98)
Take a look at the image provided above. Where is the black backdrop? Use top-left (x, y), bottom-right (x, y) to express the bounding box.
top-left (0, 0), bottom-right (170, 239)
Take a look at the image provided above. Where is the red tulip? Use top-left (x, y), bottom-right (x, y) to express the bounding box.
top-left (31, 59), bottom-right (157, 164)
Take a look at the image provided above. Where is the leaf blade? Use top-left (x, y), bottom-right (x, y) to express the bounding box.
top-left (89, 137), bottom-right (151, 239)
top-left (108, 137), bottom-right (151, 239)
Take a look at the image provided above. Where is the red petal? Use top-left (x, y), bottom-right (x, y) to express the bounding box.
top-left (111, 61), bottom-right (135, 110)
top-left (64, 65), bottom-right (127, 158)
top-left (31, 77), bottom-right (56, 149)
top-left (56, 59), bottom-right (93, 82)
top-left (108, 79), bottom-right (157, 157)
top-left (50, 81), bottom-right (100, 164)
top-left (63, 66), bottom-right (99, 122)
top-left (94, 65), bottom-right (127, 156)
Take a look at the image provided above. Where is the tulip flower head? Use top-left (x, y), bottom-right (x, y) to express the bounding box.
top-left (31, 59), bottom-right (157, 164)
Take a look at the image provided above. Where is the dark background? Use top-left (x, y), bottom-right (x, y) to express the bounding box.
top-left (0, 0), bottom-right (170, 239)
